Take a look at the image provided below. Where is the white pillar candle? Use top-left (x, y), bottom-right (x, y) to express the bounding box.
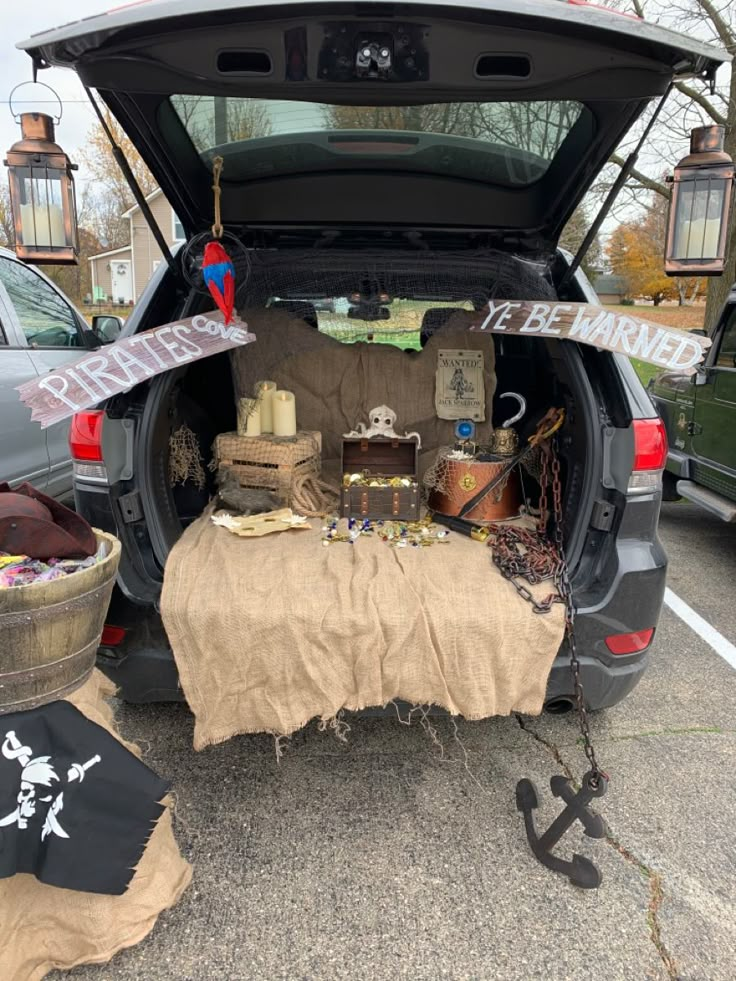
top-left (245, 400), bottom-right (262, 436)
top-left (20, 202), bottom-right (65, 247)
top-left (272, 390), bottom-right (297, 437)
top-left (237, 397), bottom-right (261, 437)
top-left (255, 380), bottom-right (277, 432)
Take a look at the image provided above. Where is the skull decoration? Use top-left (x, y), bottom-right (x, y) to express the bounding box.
top-left (344, 404), bottom-right (421, 447)
top-left (0, 729), bottom-right (100, 839)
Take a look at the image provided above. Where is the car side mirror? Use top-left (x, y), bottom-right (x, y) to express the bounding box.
top-left (91, 314), bottom-right (123, 344)
top-left (694, 365), bottom-right (710, 385)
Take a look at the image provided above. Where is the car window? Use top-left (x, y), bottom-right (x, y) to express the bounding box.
top-left (0, 258), bottom-right (82, 348)
top-left (268, 297), bottom-right (475, 350)
top-left (716, 309), bottom-right (736, 369)
top-left (171, 96), bottom-right (588, 188)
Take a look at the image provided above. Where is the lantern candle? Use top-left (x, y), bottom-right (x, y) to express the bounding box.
top-left (4, 112), bottom-right (79, 264)
top-left (273, 391), bottom-right (297, 437)
top-left (20, 201), bottom-right (66, 248)
top-left (255, 380), bottom-right (277, 432)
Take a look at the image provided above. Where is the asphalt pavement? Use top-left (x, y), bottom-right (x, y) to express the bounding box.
top-left (57, 502), bottom-right (736, 981)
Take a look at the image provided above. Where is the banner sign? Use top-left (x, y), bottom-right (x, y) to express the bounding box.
top-left (469, 301), bottom-right (710, 375)
top-left (17, 310), bottom-right (255, 429)
top-left (435, 349), bottom-right (485, 421)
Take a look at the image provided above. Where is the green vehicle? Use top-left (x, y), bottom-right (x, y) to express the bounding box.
top-left (651, 287), bottom-right (736, 521)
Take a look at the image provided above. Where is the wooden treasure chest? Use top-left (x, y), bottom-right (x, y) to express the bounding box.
top-left (341, 436), bottom-right (419, 520)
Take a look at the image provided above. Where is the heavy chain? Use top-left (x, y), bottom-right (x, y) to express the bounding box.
top-left (488, 432), bottom-right (604, 786)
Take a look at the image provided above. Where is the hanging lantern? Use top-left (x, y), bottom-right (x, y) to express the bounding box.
top-left (665, 125), bottom-right (735, 277)
top-left (4, 110), bottom-right (79, 265)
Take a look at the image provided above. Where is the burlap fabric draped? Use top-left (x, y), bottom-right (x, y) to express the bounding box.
top-left (0, 671), bottom-right (191, 981)
top-left (160, 309), bottom-right (565, 748)
top-left (161, 515), bottom-right (565, 749)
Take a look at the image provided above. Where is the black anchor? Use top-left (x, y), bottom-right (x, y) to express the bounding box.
top-left (516, 769), bottom-right (608, 889)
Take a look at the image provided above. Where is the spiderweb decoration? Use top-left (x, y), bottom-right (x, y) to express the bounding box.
top-left (169, 424), bottom-right (206, 490)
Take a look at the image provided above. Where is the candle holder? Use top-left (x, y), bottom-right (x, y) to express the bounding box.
top-left (665, 125), bottom-right (735, 276)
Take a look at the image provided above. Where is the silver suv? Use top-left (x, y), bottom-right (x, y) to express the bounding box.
top-left (0, 247), bottom-right (121, 498)
top-left (17, 0), bottom-right (728, 711)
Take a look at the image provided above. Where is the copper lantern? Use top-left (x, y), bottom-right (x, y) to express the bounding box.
top-left (4, 112), bottom-right (79, 265)
top-left (665, 125), bottom-right (735, 276)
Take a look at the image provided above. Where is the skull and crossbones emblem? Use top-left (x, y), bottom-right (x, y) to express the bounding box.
top-left (0, 729), bottom-right (101, 840)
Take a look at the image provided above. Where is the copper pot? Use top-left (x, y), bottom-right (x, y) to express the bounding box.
top-left (427, 459), bottom-right (520, 521)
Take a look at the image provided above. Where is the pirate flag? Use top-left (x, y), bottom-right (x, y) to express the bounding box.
top-left (0, 701), bottom-right (170, 895)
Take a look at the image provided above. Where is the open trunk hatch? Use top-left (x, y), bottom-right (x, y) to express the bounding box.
top-left (19, 0), bottom-right (729, 249)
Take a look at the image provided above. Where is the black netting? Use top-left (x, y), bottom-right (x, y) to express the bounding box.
top-left (231, 248), bottom-right (557, 349)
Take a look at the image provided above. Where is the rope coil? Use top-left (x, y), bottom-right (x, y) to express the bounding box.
top-left (211, 156), bottom-right (224, 239)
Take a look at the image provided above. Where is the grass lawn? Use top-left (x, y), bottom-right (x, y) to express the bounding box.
top-left (630, 359), bottom-right (660, 387)
top-left (605, 304), bottom-right (705, 331)
top-left (604, 304), bottom-right (706, 388)
top-left (82, 304), bottom-right (132, 326)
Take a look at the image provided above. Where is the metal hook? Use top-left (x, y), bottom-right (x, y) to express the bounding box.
top-left (498, 391), bottom-right (527, 429)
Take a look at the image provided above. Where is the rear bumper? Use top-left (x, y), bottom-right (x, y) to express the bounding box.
top-left (545, 649), bottom-right (647, 710)
top-left (98, 551), bottom-right (664, 711)
top-left (97, 639), bottom-right (649, 711)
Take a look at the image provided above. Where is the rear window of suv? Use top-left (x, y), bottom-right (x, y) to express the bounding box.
top-left (170, 97), bottom-right (588, 187)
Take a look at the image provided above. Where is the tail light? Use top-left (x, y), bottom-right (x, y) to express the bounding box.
top-left (628, 418), bottom-right (668, 494)
top-left (100, 625), bottom-right (126, 647)
top-left (605, 628), bottom-right (655, 655)
top-left (70, 410), bottom-right (108, 482)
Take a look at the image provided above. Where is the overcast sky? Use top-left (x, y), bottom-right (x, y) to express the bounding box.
top-left (1, 1), bottom-right (112, 191)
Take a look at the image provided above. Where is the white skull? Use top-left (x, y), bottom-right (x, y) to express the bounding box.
top-left (17, 781), bottom-right (36, 826)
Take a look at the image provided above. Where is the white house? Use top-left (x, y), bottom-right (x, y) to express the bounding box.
top-left (88, 188), bottom-right (184, 304)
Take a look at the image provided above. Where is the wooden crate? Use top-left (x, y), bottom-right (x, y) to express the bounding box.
top-left (215, 431), bottom-right (322, 504)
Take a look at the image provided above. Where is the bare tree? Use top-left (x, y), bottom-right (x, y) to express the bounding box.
top-left (0, 181), bottom-right (15, 249)
top-left (560, 204), bottom-right (603, 280)
top-left (78, 111), bottom-right (157, 249)
top-left (171, 96), bottom-right (273, 149)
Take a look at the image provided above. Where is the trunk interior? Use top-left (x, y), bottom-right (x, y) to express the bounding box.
top-left (135, 246), bottom-right (602, 580)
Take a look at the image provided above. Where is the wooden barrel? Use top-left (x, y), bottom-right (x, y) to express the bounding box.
top-left (0, 530), bottom-right (121, 714)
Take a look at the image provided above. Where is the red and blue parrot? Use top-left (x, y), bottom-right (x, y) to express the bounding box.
top-left (202, 240), bottom-right (235, 325)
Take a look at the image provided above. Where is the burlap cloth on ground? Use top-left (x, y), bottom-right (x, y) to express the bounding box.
top-left (0, 670), bottom-right (192, 981)
top-left (161, 515), bottom-right (565, 750)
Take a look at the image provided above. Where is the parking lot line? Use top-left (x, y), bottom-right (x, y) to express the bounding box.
top-left (664, 587), bottom-right (736, 671)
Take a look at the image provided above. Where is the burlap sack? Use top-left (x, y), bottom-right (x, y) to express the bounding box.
top-left (231, 309), bottom-right (497, 475)
top-left (161, 515), bottom-right (565, 750)
top-left (0, 671), bottom-right (192, 981)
